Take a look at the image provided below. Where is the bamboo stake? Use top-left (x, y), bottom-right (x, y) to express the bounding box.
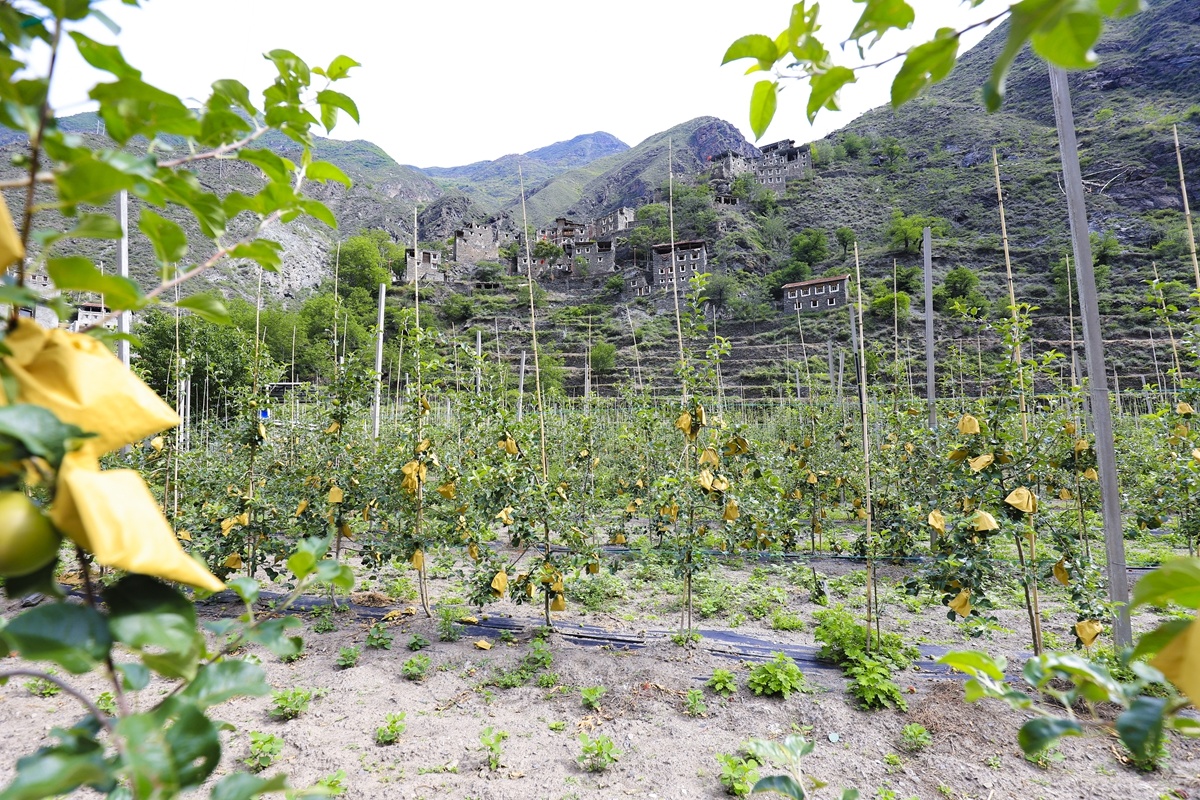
top-left (626, 307), bottom-right (643, 391)
top-left (993, 148), bottom-right (1029, 442)
top-left (411, 206), bottom-right (431, 619)
top-left (1174, 124), bottom-right (1200, 294)
top-left (1151, 262), bottom-right (1183, 401)
top-left (852, 244), bottom-right (876, 652)
top-left (519, 165), bottom-right (553, 628)
top-left (667, 138), bottom-right (687, 400)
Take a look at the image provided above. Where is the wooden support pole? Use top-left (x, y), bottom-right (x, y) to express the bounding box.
top-left (371, 282), bottom-right (385, 440)
top-left (1174, 124), bottom-right (1200, 294)
top-left (923, 226), bottom-right (935, 427)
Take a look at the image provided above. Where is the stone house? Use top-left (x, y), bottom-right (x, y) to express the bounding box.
top-left (68, 301), bottom-right (116, 332)
top-left (537, 217), bottom-right (590, 247)
top-left (453, 221), bottom-right (513, 264)
top-left (405, 247), bottom-right (445, 283)
top-left (782, 274), bottom-right (850, 313)
top-left (756, 139), bottom-right (810, 195)
top-left (624, 267), bottom-right (650, 298)
top-left (567, 240), bottom-right (617, 275)
top-left (589, 207), bottom-right (635, 240)
top-left (651, 240), bottom-right (708, 291)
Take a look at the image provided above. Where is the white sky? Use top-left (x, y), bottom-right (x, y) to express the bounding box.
top-left (47, 0), bottom-right (1009, 168)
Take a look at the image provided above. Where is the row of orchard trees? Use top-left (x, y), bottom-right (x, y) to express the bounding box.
top-left (153, 269), bottom-right (1199, 657)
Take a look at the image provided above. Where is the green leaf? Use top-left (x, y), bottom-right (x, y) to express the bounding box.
top-left (849, 0), bottom-right (915, 46)
top-left (316, 89), bottom-right (359, 132)
top-left (114, 713), bottom-right (173, 798)
top-left (1132, 619), bottom-right (1191, 660)
top-left (1132, 558), bottom-right (1200, 610)
top-left (749, 80), bottom-right (778, 140)
top-left (315, 560), bottom-right (354, 592)
top-left (0, 738), bottom-right (111, 800)
top-left (246, 617), bottom-right (303, 659)
top-left (66, 213), bottom-right (123, 240)
top-left (2, 603), bottom-right (112, 673)
top-left (90, 77), bottom-right (201, 144)
top-left (210, 773), bottom-right (289, 800)
top-left (175, 292), bottom-right (230, 325)
top-left (54, 158), bottom-right (136, 208)
top-left (1016, 717), bottom-right (1081, 756)
top-left (238, 149), bottom-right (294, 184)
top-left (46, 257), bottom-right (146, 311)
top-left (138, 209), bottom-right (187, 265)
top-left (227, 577), bottom-right (259, 605)
top-left (0, 404), bottom-right (87, 466)
top-left (0, 284), bottom-right (44, 309)
top-left (305, 160), bottom-right (351, 188)
top-left (68, 31), bottom-right (140, 79)
top-left (1029, 3), bottom-right (1102, 69)
top-left (296, 198), bottom-right (336, 229)
top-left (1169, 716), bottom-right (1200, 737)
top-left (116, 661), bottom-right (150, 691)
top-left (1097, 0), bottom-right (1144, 15)
top-left (752, 774), bottom-right (806, 799)
top-left (807, 67), bottom-right (856, 123)
top-left (104, 576), bottom-right (202, 680)
top-left (211, 79), bottom-right (258, 116)
top-left (228, 239), bottom-right (283, 272)
top-left (722, 34), bottom-right (779, 70)
top-left (161, 701), bottom-right (221, 788)
top-left (1116, 695), bottom-right (1166, 762)
top-left (182, 660), bottom-right (269, 709)
top-left (891, 29), bottom-right (959, 107)
top-left (286, 537), bottom-right (326, 580)
top-left (1, 556), bottom-right (64, 601)
top-left (322, 55), bottom-right (361, 81)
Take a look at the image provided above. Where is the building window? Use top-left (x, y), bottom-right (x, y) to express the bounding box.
top-left (811, 301), bottom-right (818, 308)
top-left (801, 288), bottom-right (810, 297)
top-left (830, 284), bottom-right (840, 293)
top-left (691, 252), bottom-right (699, 259)
top-left (827, 298), bottom-right (836, 306)
top-left (815, 286), bottom-right (824, 295)
top-left (787, 290), bottom-right (797, 299)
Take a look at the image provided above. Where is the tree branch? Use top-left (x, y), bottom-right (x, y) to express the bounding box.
top-left (0, 669), bottom-right (113, 733)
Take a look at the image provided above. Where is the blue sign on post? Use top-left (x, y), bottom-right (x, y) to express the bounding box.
top-left (259, 408), bottom-right (270, 420)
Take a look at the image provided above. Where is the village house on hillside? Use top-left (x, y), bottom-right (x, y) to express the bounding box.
top-left (782, 274), bottom-right (850, 314)
top-left (651, 240), bottom-right (707, 291)
top-left (405, 247), bottom-right (445, 283)
top-left (453, 221), bottom-right (516, 264)
top-left (710, 138), bottom-right (811, 197)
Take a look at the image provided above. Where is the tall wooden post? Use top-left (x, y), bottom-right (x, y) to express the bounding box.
top-left (118, 190), bottom-right (130, 368)
top-left (923, 226), bottom-right (935, 427)
top-left (1049, 65), bottom-right (1131, 646)
top-left (371, 282), bottom-right (385, 440)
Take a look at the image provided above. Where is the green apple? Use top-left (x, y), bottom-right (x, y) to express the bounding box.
top-left (0, 492), bottom-right (61, 578)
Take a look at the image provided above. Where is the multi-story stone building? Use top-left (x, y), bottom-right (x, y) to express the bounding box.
top-left (710, 140), bottom-right (810, 196)
top-left (405, 247), bottom-right (445, 283)
top-left (781, 274), bottom-right (850, 313)
top-left (756, 139), bottom-right (810, 194)
top-left (651, 240), bottom-right (708, 291)
top-left (624, 267), bottom-right (650, 298)
top-left (589, 207), bottom-right (635, 240)
top-left (567, 240), bottom-right (616, 274)
top-left (537, 217), bottom-right (590, 247)
top-left (453, 222), bottom-right (515, 265)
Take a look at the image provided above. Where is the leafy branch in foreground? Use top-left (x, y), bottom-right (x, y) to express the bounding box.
top-left (0, 3), bottom-right (361, 798)
top-left (940, 558), bottom-right (1200, 772)
top-left (724, 0), bottom-right (1145, 138)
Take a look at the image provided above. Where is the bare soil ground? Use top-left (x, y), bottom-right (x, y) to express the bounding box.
top-left (2, 554), bottom-right (1198, 800)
